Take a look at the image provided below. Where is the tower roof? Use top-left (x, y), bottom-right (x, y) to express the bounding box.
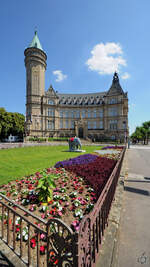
top-left (29, 31), bottom-right (43, 51)
top-left (107, 72), bottom-right (124, 96)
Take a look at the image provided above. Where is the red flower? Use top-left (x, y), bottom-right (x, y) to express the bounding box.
top-left (48, 200), bottom-right (53, 205)
top-left (40, 245), bottom-right (45, 254)
top-left (30, 238), bottom-right (36, 248)
top-left (16, 227), bottom-right (20, 232)
top-left (49, 251), bottom-right (59, 264)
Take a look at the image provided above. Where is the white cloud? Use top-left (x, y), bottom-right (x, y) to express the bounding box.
top-left (121, 72), bottom-right (130, 79)
top-left (53, 70), bottom-right (67, 82)
top-left (86, 42), bottom-right (126, 75)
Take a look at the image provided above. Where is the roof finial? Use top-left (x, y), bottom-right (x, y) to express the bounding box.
top-left (113, 72), bottom-right (119, 83)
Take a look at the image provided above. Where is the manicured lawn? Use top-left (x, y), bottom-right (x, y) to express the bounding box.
top-left (0, 145), bottom-right (101, 185)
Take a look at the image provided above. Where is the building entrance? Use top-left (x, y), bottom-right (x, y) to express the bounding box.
top-left (78, 127), bottom-right (83, 138)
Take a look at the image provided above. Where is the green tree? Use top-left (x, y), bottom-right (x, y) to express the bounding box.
top-left (131, 121), bottom-right (150, 144)
top-left (0, 108), bottom-right (25, 141)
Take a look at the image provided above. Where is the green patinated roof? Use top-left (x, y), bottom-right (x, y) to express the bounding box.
top-left (29, 31), bottom-right (43, 51)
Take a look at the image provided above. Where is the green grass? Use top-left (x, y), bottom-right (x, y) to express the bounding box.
top-left (0, 145), bottom-right (101, 185)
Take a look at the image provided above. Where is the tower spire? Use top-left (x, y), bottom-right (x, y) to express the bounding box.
top-left (29, 30), bottom-right (43, 51)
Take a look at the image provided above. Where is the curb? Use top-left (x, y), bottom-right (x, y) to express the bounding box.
top-left (96, 150), bottom-right (128, 267)
top-left (0, 240), bottom-right (26, 267)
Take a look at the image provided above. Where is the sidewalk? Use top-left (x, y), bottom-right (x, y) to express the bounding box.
top-left (115, 151), bottom-right (150, 266)
top-left (96, 147), bottom-right (150, 267)
top-left (115, 179), bottom-right (150, 266)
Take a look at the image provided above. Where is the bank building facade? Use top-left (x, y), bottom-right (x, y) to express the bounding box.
top-left (24, 32), bottom-right (128, 142)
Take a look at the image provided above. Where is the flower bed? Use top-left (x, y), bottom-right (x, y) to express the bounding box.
top-left (0, 151), bottom-right (122, 266)
top-left (55, 155), bottom-right (117, 198)
top-left (54, 154), bottom-right (98, 168)
top-left (102, 145), bottom-right (124, 150)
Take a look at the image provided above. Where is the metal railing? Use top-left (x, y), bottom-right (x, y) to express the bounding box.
top-left (0, 147), bottom-right (125, 266)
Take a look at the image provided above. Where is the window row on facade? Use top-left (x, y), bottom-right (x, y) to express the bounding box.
top-left (46, 119), bottom-right (121, 130)
top-left (47, 107), bottom-right (119, 118)
top-left (47, 109), bottom-right (104, 118)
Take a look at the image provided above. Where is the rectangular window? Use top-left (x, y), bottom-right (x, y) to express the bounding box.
top-left (81, 110), bottom-right (86, 118)
top-left (93, 110), bottom-right (97, 118)
top-left (48, 108), bottom-right (54, 117)
top-left (71, 110), bottom-right (74, 118)
top-left (100, 121), bottom-right (103, 129)
top-left (109, 120), bottom-right (117, 130)
top-left (76, 110), bottom-right (80, 118)
top-left (88, 110), bottom-right (91, 118)
top-left (88, 121), bottom-right (91, 129)
top-left (108, 107), bottom-right (118, 116)
top-left (65, 110), bottom-right (69, 118)
top-left (71, 120), bottom-right (74, 129)
top-left (60, 120), bottom-right (63, 129)
top-left (48, 120), bottom-right (54, 130)
top-left (93, 121), bottom-right (97, 129)
top-left (65, 120), bottom-right (69, 129)
top-left (59, 110), bottom-right (63, 118)
top-left (99, 109), bottom-right (103, 118)
top-left (109, 98), bottom-right (117, 104)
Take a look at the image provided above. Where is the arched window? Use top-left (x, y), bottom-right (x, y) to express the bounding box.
top-left (48, 99), bottom-right (54, 105)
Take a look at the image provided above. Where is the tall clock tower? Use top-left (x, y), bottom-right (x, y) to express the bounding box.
top-left (24, 31), bottom-right (47, 136)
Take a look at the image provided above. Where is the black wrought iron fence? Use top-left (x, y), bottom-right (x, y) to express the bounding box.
top-left (0, 147), bottom-right (125, 267)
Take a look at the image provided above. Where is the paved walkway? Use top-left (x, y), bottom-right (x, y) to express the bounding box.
top-left (116, 146), bottom-right (150, 267)
top-left (0, 252), bottom-right (12, 266)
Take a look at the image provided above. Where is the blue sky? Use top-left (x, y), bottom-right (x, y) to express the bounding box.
top-left (0, 0), bottom-right (150, 134)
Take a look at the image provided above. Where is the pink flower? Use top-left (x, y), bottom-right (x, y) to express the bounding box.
top-left (71, 220), bottom-right (80, 231)
top-left (81, 200), bottom-right (87, 205)
top-left (65, 202), bottom-right (69, 207)
top-left (57, 211), bottom-right (62, 217)
top-left (40, 233), bottom-right (46, 240)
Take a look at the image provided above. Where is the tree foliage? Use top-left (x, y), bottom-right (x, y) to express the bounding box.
top-left (131, 121), bottom-right (150, 144)
top-left (0, 107), bottom-right (25, 141)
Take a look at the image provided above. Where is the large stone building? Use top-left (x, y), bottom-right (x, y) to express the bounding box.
top-left (24, 31), bottom-right (128, 142)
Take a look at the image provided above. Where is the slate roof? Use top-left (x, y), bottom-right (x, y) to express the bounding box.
top-left (45, 73), bottom-right (127, 106)
top-left (57, 92), bottom-right (106, 105)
